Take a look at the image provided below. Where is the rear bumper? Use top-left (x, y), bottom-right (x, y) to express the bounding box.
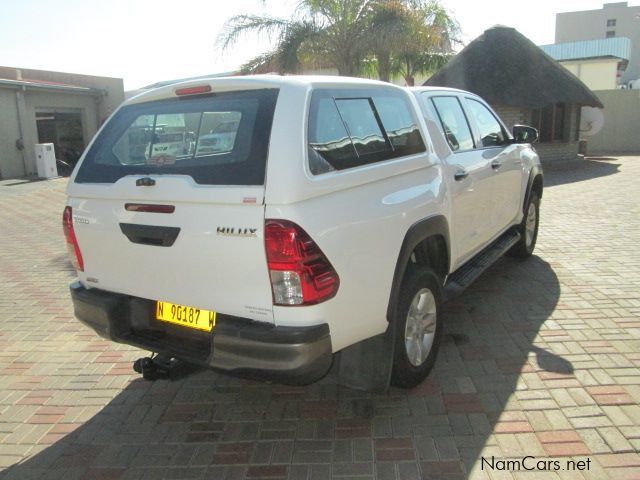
top-left (70, 282), bottom-right (333, 384)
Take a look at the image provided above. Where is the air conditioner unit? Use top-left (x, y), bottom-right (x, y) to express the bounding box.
top-left (34, 143), bottom-right (58, 179)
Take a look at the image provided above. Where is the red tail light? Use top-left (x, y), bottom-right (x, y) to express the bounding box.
top-left (265, 220), bottom-right (339, 306)
top-left (175, 85), bottom-right (212, 96)
top-left (62, 206), bottom-right (84, 272)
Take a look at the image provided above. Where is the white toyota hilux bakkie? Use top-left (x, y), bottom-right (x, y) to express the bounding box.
top-left (65, 75), bottom-right (542, 389)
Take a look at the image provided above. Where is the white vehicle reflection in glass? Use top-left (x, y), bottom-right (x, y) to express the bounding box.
top-left (149, 131), bottom-right (196, 159)
top-left (196, 113), bottom-right (241, 156)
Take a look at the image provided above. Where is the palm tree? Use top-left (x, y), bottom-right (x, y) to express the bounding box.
top-left (217, 0), bottom-right (459, 82)
top-left (218, 0), bottom-right (376, 76)
top-left (388, 0), bottom-right (460, 86)
top-left (367, 0), bottom-right (409, 82)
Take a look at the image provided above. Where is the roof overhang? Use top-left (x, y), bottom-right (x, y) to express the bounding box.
top-left (540, 37), bottom-right (631, 63)
top-left (0, 78), bottom-right (103, 95)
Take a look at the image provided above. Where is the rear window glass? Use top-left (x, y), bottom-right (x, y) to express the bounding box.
top-left (335, 98), bottom-right (390, 157)
top-left (75, 89), bottom-right (279, 185)
top-left (308, 89), bottom-right (426, 175)
top-left (307, 98), bottom-right (357, 173)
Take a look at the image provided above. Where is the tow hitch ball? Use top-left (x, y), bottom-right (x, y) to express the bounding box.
top-left (133, 354), bottom-right (177, 381)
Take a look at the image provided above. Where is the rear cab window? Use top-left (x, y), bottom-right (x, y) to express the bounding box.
top-left (75, 89), bottom-right (279, 185)
top-left (308, 88), bottom-right (426, 175)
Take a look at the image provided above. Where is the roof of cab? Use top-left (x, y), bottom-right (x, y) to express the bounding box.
top-left (126, 74), bottom-right (400, 106)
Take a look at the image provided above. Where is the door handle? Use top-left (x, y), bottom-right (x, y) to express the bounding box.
top-left (454, 169), bottom-right (469, 181)
top-left (491, 160), bottom-right (502, 170)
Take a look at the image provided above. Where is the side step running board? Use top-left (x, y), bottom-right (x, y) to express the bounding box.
top-left (443, 229), bottom-right (520, 301)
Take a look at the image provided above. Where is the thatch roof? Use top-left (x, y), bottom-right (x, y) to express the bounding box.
top-left (424, 26), bottom-right (603, 109)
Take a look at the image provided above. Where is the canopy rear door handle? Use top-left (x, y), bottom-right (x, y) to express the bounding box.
top-left (120, 223), bottom-right (180, 247)
top-left (454, 169), bottom-right (469, 181)
top-left (491, 160), bottom-right (503, 170)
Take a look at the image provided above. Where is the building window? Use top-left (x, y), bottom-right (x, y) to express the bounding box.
top-left (606, 30), bottom-right (616, 38)
top-left (531, 104), bottom-right (567, 143)
top-left (606, 19), bottom-right (616, 27)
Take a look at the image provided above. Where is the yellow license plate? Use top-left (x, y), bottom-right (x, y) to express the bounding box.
top-left (156, 301), bottom-right (216, 332)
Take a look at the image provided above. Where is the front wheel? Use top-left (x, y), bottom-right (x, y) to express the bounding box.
top-left (390, 267), bottom-right (443, 388)
top-left (508, 191), bottom-right (540, 258)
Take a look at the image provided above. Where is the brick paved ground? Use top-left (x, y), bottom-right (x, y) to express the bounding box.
top-left (0, 156), bottom-right (638, 480)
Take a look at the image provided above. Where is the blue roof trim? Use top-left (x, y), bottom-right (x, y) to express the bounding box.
top-left (540, 37), bottom-right (631, 62)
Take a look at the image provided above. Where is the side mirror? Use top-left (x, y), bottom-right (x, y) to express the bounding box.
top-left (512, 125), bottom-right (539, 144)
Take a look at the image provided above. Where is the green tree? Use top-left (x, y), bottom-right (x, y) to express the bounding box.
top-left (367, 0), bottom-right (408, 82)
top-left (218, 0), bottom-right (376, 76)
top-left (217, 0), bottom-right (459, 82)
top-left (389, 0), bottom-right (460, 86)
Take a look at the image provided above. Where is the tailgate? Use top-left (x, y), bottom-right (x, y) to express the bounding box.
top-left (68, 179), bottom-right (273, 322)
top-left (67, 87), bottom-right (279, 323)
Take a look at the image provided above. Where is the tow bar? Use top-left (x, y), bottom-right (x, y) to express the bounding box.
top-left (133, 353), bottom-right (197, 381)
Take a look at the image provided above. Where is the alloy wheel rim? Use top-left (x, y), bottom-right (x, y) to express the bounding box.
top-left (525, 202), bottom-right (537, 247)
top-left (404, 288), bottom-right (437, 367)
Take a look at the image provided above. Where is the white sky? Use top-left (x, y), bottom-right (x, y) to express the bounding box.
top-left (0, 0), bottom-right (636, 90)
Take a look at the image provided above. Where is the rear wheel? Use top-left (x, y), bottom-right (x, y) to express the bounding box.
top-left (508, 191), bottom-right (540, 258)
top-left (390, 267), bottom-right (443, 388)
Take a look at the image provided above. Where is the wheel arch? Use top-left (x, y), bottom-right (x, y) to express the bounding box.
top-left (523, 166), bottom-right (543, 214)
top-left (386, 215), bottom-right (450, 322)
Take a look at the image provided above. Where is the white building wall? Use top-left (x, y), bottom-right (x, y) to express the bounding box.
top-left (559, 58), bottom-right (620, 90)
top-left (0, 87), bottom-right (102, 178)
top-left (555, 2), bottom-right (640, 83)
top-left (24, 91), bottom-right (99, 156)
top-left (0, 89), bottom-right (25, 178)
top-left (587, 88), bottom-right (640, 153)
top-left (0, 67), bottom-right (124, 179)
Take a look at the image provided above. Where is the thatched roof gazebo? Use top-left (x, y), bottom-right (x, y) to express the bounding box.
top-left (424, 26), bottom-right (603, 162)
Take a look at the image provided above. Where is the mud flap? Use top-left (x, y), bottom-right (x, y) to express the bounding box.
top-left (335, 326), bottom-right (395, 392)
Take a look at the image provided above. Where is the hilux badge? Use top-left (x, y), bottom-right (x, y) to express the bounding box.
top-left (217, 227), bottom-right (258, 237)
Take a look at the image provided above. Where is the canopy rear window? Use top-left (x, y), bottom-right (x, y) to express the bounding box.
top-left (75, 89), bottom-right (279, 185)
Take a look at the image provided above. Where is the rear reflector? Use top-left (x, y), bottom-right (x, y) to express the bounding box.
top-left (62, 206), bottom-right (84, 272)
top-left (125, 203), bottom-right (175, 213)
top-left (265, 220), bottom-right (339, 306)
top-left (175, 85), bottom-right (212, 96)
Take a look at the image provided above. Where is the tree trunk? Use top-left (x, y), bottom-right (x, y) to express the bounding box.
top-left (376, 52), bottom-right (391, 82)
top-left (403, 59), bottom-right (414, 86)
top-left (336, 46), bottom-right (362, 77)
top-left (337, 59), bottom-right (356, 77)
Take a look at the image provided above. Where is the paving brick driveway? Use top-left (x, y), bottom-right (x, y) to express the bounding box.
top-left (0, 156), bottom-right (638, 480)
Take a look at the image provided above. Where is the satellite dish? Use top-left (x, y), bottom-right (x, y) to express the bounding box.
top-left (580, 107), bottom-right (604, 136)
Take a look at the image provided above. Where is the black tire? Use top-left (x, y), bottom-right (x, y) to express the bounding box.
top-left (390, 266), bottom-right (443, 388)
top-left (508, 191), bottom-right (540, 259)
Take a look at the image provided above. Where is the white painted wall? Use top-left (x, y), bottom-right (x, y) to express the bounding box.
top-left (556, 2), bottom-right (640, 83)
top-left (0, 89), bottom-right (25, 178)
top-left (587, 88), bottom-right (640, 154)
top-left (560, 58), bottom-right (620, 91)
